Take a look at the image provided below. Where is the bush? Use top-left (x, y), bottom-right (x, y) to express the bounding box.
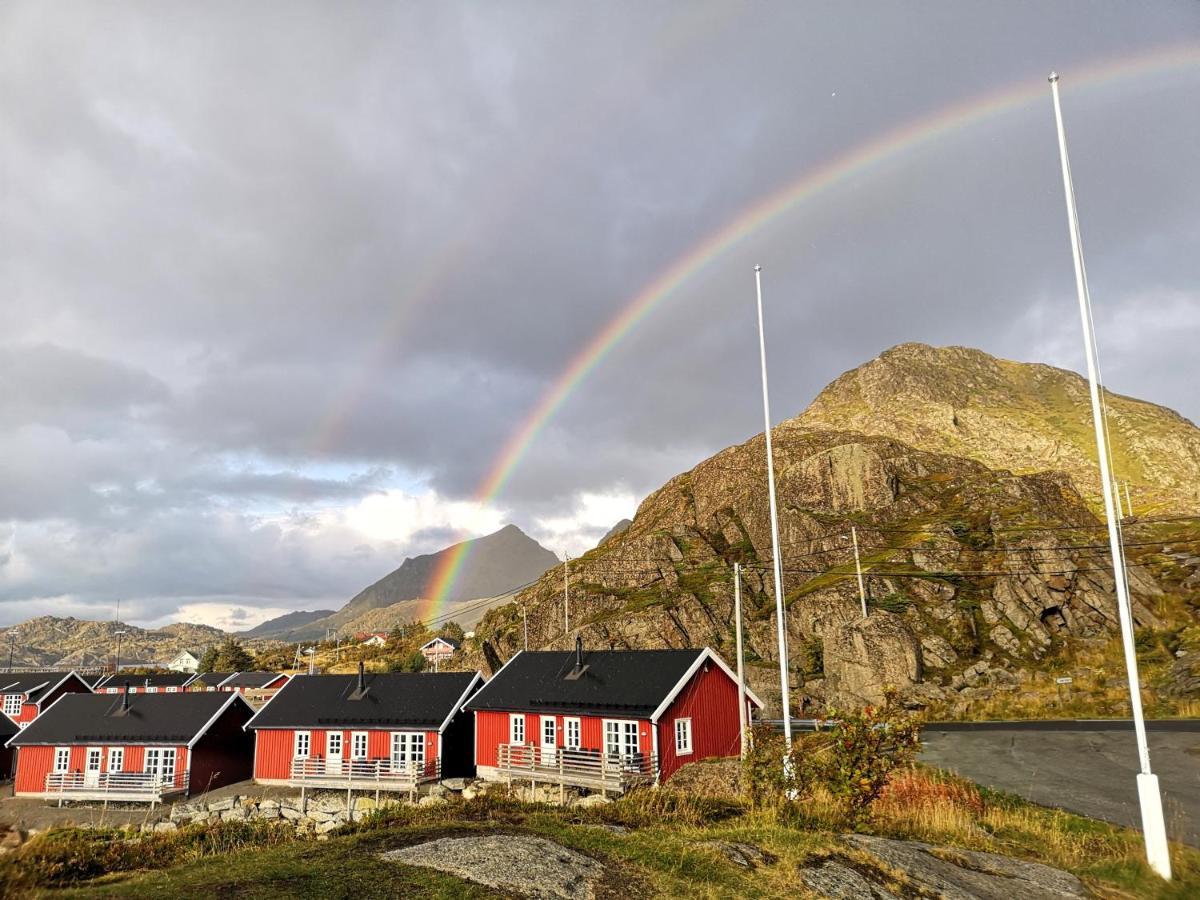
top-left (743, 700), bottom-right (921, 825)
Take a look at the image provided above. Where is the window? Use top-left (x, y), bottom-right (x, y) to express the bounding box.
top-left (351, 732), bottom-right (368, 760)
top-left (390, 732), bottom-right (424, 774)
top-left (541, 716), bottom-right (556, 747)
top-left (106, 687), bottom-right (119, 694)
top-left (563, 718), bottom-right (581, 751)
top-left (145, 748), bottom-right (176, 784)
top-left (294, 731), bottom-right (311, 758)
top-left (146, 687), bottom-right (158, 694)
top-left (53, 747), bottom-right (70, 772)
top-left (166, 686), bottom-right (178, 693)
top-left (108, 747), bottom-right (124, 772)
top-left (327, 732), bottom-right (343, 757)
top-left (603, 720), bottom-right (640, 759)
top-left (674, 718), bottom-right (693, 755)
top-left (2, 694), bottom-right (21, 717)
top-left (509, 713), bottom-right (525, 745)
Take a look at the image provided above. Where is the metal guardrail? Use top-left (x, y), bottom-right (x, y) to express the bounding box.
top-left (44, 770), bottom-right (188, 804)
top-left (495, 744), bottom-right (657, 793)
top-left (287, 756), bottom-right (440, 790)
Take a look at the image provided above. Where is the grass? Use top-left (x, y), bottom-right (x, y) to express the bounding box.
top-left (7, 774), bottom-right (1199, 899)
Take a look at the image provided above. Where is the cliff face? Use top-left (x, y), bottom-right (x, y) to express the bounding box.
top-left (472, 346), bottom-right (1200, 716)
top-left (795, 343), bottom-right (1200, 515)
top-left (0, 617), bottom-right (226, 668)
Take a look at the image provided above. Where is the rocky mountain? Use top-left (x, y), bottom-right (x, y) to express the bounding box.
top-left (269, 525), bottom-right (560, 640)
top-left (239, 609), bottom-right (336, 640)
top-left (471, 345), bottom-right (1200, 717)
top-left (795, 343), bottom-right (1200, 514)
top-left (0, 616), bottom-right (226, 670)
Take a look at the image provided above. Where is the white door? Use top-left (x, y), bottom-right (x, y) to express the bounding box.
top-left (326, 732), bottom-right (343, 774)
top-left (84, 747), bottom-right (102, 786)
top-left (541, 717), bottom-right (557, 766)
top-left (604, 720), bottom-right (640, 760)
top-left (390, 732), bottom-right (424, 776)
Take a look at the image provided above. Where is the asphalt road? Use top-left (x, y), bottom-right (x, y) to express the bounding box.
top-left (920, 721), bottom-right (1200, 846)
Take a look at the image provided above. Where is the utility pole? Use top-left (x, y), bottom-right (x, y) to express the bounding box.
top-left (563, 554), bottom-right (570, 636)
top-left (733, 563), bottom-right (749, 758)
top-left (6, 631), bottom-right (15, 672)
top-left (754, 265), bottom-right (793, 757)
top-left (1125, 482), bottom-right (1133, 519)
top-left (114, 630), bottom-right (127, 674)
top-left (1049, 71), bottom-right (1170, 881)
top-left (851, 527), bottom-right (868, 618)
top-left (306, 648), bottom-right (315, 676)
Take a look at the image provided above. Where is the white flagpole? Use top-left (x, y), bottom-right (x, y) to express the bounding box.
top-left (852, 526), bottom-right (867, 618)
top-left (1048, 71), bottom-right (1171, 880)
top-left (733, 563), bottom-right (749, 758)
top-left (754, 266), bottom-right (793, 755)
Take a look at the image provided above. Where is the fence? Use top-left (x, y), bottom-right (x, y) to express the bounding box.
top-left (43, 770), bottom-right (188, 805)
top-left (287, 756), bottom-right (440, 791)
top-left (495, 744), bottom-right (657, 794)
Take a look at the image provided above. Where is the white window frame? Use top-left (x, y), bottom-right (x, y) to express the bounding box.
top-left (53, 747), bottom-right (70, 772)
top-left (563, 717), bottom-right (581, 751)
top-left (327, 731), bottom-right (343, 757)
top-left (146, 687), bottom-right (158, 694)
top-left (145, 747), bottom-right (176, 783)
top-left (674, 717), bottom-right (693, 755)
top-left (509, 713), bottom-right (525, 745)
top-left (166, 686), bottom-right (178, 693)
top-left (106, 687), bottom-right (119, 694)
top-left (2, 694), bottom-right (22, 717)
top-left (602, 719), bottom-right (640, 760)
top-left (107, 747), bottom-right (125, 772)
top-left (541, 716), bottom-right (556, 747)
top-left (390, 731), bottom-right (425, 773)
top-left (350, 731), bottom-right (369, 760)
top-left (294, 730), bottom-right (311, 759)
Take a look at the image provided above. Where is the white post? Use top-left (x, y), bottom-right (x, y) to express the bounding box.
top-left (851, 526), bottom-right (867, 618)
top-left (1125, 482), bottom-right (1134, 519)
top-left (522, 604), bottom-right (529, 651)
top-left (754, 266), bottom-right (793, 754)
top-left (1049, 71), bottom-right (1170, 881)
top-left (733, 563), bottom-right (749, 758)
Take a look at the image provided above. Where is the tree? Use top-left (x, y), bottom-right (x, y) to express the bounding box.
top-left (212, 639), bottom-right (254, 671)
top-left (439, 621), bottom-right (465, 642)
top-left (387, 649), bottom-right (426, 673)
top-left (196, 646), bottom-right (220, 673)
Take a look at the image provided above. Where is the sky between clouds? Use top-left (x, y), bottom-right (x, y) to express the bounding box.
top-left (1, 2), bottom-right (1198, 629)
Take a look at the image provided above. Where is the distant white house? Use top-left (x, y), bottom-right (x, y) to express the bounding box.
top-left (358, 633), bottom-right (388, 648)
top-left (164, 649), bottom-right (202, 673)
top-left (419, 636), bottom-right (461, 665)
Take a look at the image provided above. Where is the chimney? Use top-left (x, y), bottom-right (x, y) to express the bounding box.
top-left (357, 661), bottom-right (365, 693)
top-left (122, 681), bottom-right (130, 710)
top-left (575, 635), bottom-right (583, 671)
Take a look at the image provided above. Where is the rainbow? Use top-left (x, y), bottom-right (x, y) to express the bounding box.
top-left (420, 44), bottom-right (1200, 621)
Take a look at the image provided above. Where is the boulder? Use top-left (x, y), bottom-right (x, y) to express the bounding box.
top-left (207, 797), bottom-right (237, 812)
top-left (220, 807), bottom-right (249, 822)
top-left (441, 777), bottom-right (469, 791)
top-left (572, 793), bottom-right (611, 808)
top-left (314, 819), bottom-right (341, 834)
top-left (418, 795), bottom-right (447, 808)
top-left (153, 821), bottom-right (178, 833)
top-left (696, 840), bottom-right (775, 869)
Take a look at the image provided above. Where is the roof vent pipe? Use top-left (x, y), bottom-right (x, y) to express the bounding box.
top-left (357, 661), bottom-right (365, 693)
top-left (575, 635), bottom-right (583, 670)
top-left (121, 681), bottom-right (130, 711)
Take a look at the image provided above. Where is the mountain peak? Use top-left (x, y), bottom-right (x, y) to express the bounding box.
top-left (793, 343), bottom-right (1200, 512)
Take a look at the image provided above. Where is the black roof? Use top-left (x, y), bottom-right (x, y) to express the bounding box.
top-left (247, 672), bottom-right (480, 730)
top-left (0, 713), bottom-right (17, 742)
top-left (222, 672), bottom-right (286, 689)
top-left (8, 692), bottom-right (247, 746)
top-left (464, 649), bottom-right (705, 718)
top-left (130, 673), bottom-right (195, 688)
top-left (0, 672), bottom-right (84, 704)
top-left (423, 636), bottom-right (461, 650)
top-left (190, 672), bottom-right (235, 688)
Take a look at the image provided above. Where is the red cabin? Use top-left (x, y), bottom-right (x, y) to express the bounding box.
top-left (1, 671), bottom-right (93, 728)
top-left (219, 672), bottom-right (289, 696)
top-left (96, 673), bottom-right (196, 695)
top-left (245, 666), bottom-right (482, 796)
top-left (465, 642), bottom-right (762, 793)
top-left (7, 690), bottom-right (254, 803)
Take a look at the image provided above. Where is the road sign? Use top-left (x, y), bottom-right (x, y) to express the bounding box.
top-left (1056, 677), bottom-right (1074, 685)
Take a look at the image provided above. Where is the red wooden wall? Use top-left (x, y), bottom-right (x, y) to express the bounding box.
top-left (14, 744), bottom-right (190, 794)
top-left (655, 659), bottom-right (744, 780)
top-left (252, 728), bottom-right (439, 780)
top-left (473, 710), bottom-right (652, 767)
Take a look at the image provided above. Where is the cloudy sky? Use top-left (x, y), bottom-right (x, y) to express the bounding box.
top-left (2, 2), bottom-right (1197, 629)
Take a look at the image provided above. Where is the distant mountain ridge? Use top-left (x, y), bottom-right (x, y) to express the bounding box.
top-left (240, 609), bottom-right (335, 639)
top-left (0, 616), bottom-right (225, 669)
top-left (265, 524), bottom-right (560, 640)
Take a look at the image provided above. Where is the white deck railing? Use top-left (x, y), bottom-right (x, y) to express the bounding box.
top-left (287, 757), bottom-right (440, 791)
top-left (43, 771), bottom-right (188, 804)
top-left (495, 744), bottom-right (657, 793)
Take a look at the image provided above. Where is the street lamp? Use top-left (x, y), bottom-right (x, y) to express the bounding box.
top-left (6, 630), bottom-right (17, 673)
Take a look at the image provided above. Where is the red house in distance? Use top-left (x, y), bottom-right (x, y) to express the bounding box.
top-left (465, 641), bottom-right (762, 795)
top-left (1, 671), bottom-right (93, 728)
top-left (8, 690), bottom-right (254, 804)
